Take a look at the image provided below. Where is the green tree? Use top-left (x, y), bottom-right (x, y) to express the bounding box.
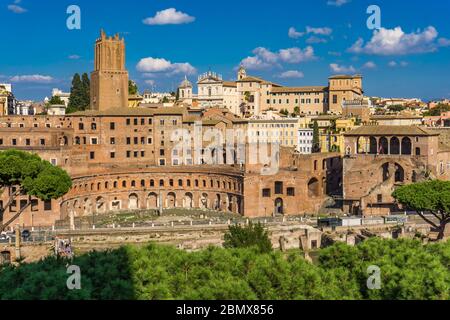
top-left (279, 109), bottom-right (289, 116)
top-left (67, 73), bottom-right (88, 114)
top-left (0, 150), bottom-right (72, 232)
top-left (223, 223), bottom-right (272, 253)
top-left (81, 73), bottom-right (90, 108)
top-left (1, 240), bottom-right (449, 300)
top-left (243, 91), bottom-right (251, 103)
top-left (293, 106), bottom-right (300, 116)
top-left (312, 121), bottom-right (320, 153)
top-left (393, 180), bottom-right (450, 240)
top-left (128, 80), bottom-right (138, 95)
top-left (388, 105), bottom-right (406, 113)
top-left (423, 104), bottom-right (450, 116)
top-left (47, 96), bottom-right (64, 105)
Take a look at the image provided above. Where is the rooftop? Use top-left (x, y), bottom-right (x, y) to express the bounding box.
top-left (329, 74), bottom-right (362, 79)
top-left (344, 125), bottom-right (437, 137)
top-left (272, 86), bottom-right (327, 93)
top-left (69, 107), bottom-right (185, 117)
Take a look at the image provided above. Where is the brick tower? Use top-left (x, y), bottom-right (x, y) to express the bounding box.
top-left (90, 30), bottom-right (129, 111)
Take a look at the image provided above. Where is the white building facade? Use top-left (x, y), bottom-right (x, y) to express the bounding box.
top-left (297, 128), bottom-right (314, 154)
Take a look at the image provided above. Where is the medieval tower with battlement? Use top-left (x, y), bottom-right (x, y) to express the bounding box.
top-left (90, 30), bottom-right (129, 111)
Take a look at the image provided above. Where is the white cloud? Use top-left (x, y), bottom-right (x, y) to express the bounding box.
top-left (277, 70), bottom-right (304, 79)
top-left (438, 38), bottom-right (450, 47)
top-left (348, 26), bottom-right (440, 55)
top-left (10, 75), bottom-right (54, 83)
top-left (388, 61), bottom-right (397, 67)
top-left (327, 0), bottom-right (350, 7)
top-left (145, 80), bottom-right (156, 86)
top-left (68, 55), bottom-right (81, 60)
top-left (289, 26), bottom-right (332, 39)
top-left (329, 63), bottom-right (356, 73)
top-left (362, 61), bottom-right (376, 69)
top-left (143, 8), bottom-right (195, 25)
top-left (306, 36), bottom-right (328, 44)
top-left (306, 26), bottom-right (333, 36)
top-left (7, 4), bottom-right (27, 14)
top-left (388, 61), bottom-right (408, 68)
top-left (240, 56), bottom-right (272, 70)
top-left (288, 27), bottom-right (304, 39)
top-left (240, 46), bottom-right (316, 70)
top-left (252, 47), bottom-right (279, 63)
top-left (328, 51), bottom-right (342, 56)
top-left (136, 57), bottom-right (196, 76)
top-left (279, 47), bottom-right (316, 63)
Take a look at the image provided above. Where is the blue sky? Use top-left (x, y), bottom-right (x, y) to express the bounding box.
top-left (1, 0), bottom-right (450, 101)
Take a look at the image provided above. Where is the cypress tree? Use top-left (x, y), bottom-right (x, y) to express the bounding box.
top-left (67, 73), bottom-right (84, 114)
top-left (81, 73), bottom-right (90, 109)
top-left (312, 121), bottom-right (320, 153)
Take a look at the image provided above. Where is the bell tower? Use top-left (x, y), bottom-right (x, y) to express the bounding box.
top-left (90, 30), bottom-right (129, 111)
top-left (237, 65), bottom-right (247, 80)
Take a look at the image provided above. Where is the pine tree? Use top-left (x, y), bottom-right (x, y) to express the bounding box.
top-left (312, 121), bottom-right (320, 153)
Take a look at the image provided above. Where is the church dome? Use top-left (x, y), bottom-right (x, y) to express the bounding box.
top-left (179, 76), bottom-right (192, 88)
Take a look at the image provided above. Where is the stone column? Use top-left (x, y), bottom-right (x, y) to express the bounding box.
top-left (14, 224), bottom-right (20, 261)
top-left (387, 137), bottom-right (391, 155)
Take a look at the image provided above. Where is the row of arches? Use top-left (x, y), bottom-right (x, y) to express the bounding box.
top-left (64, 191), bottom-right (243, 217)
top-left (357, 137), bottom-right (418, 156)
top-left (71, 176), bottom-right (243, 196)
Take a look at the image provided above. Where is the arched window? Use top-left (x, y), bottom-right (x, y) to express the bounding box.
top-left (401, 138), bottom-right (412, 155)
top-left (390, 137), bottom-right (400, 155)
top-left (369, 137), bottom-right (377, 154)
top-left (379, 137), bottom-right (388, 155)
top-left (395, 163), bottom-right (405, 183)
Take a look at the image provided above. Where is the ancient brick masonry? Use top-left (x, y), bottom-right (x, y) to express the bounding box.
top-left (342, 126), bottom-right (450, 216)
top-left (0, 108), bottom-right (340, 227)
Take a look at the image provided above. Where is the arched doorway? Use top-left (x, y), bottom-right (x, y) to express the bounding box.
top-left (96, 197), bottom-right (106, 214)
top-left (167, 192), bottom-right (176, 208)
top-left (395, 163), bottom-right (405, 182)
top-left (275, 198), bottom-right (284, 215)
top-left (308, 178), bottom-right (320, 197)
top-left (128, 194), bottom-right (139, 210)
top-left (227, 195), bottom-right (232, 212)
top-left (184, 193), bottom-right (194, 208)
top-left (390, 137), bottom-right (400, 155)
top-left (381, 163), bottom-right (390, 182)
top-left (83, 198), bottom-right (92, 216)
top-left (147, 193), bottom-right (158, 209)
top-left (73, 200), bottom-right (79, 217)
top-left (215, 194), bottom-right (221, 211)
top-left (200, 193), bottom-right (208, 209)
top-left (379, 137), bottom-right (388, 155)
top-left (401, 138), bottom-right (412, 155)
